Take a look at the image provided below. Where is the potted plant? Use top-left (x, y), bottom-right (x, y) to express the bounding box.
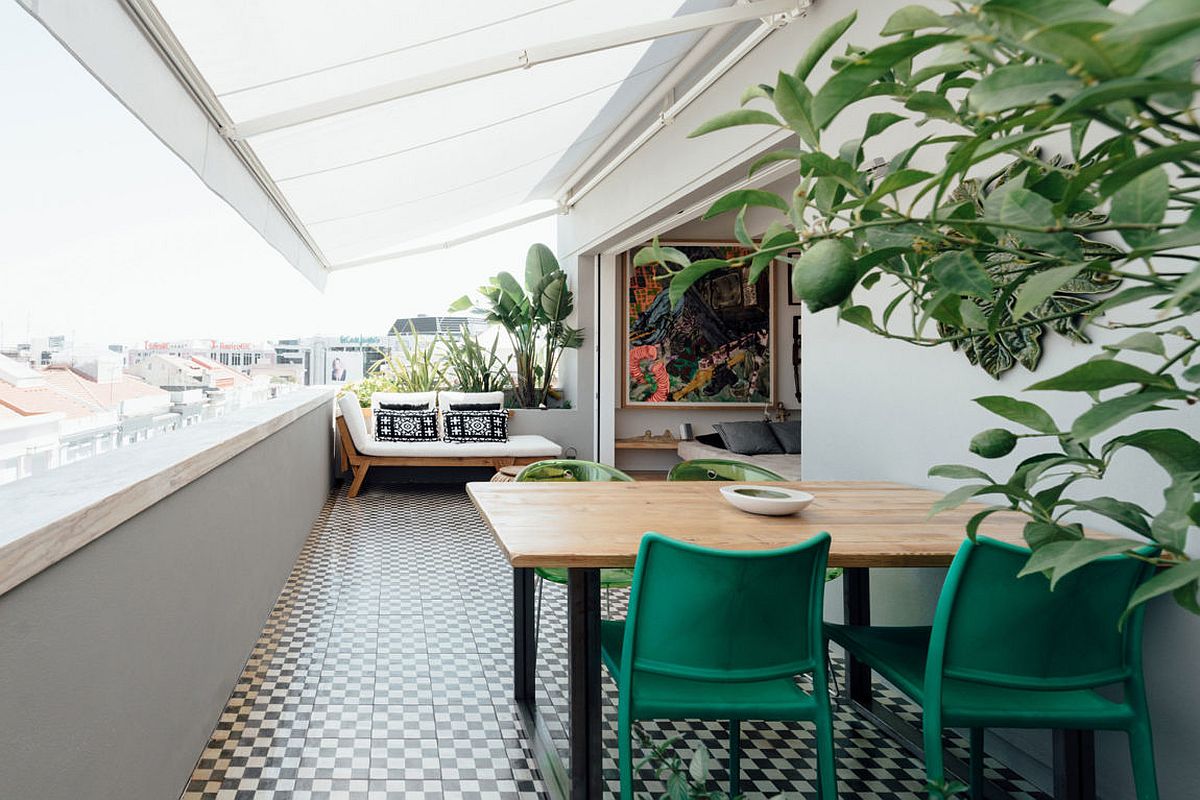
top-left (451, 243), bottom-right (584, 408)
top-left (438, 324), bottom-right (513, 395)
top-left (340, 322), bottom-right (448, 417)
top-left (638, 1), bottom-right (1199, 618)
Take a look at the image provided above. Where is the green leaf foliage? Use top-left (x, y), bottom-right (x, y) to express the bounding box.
top-left (1123, 560), bottom-right (1200, 626)
top-left (812, 34), bottom-right (959, 128)
top-left (975, 395), bottom-right (1058, 434)
top-left (983, 185), bottom-right (1082, 259)
top-left (525, 242), bottom-right (560, 296)
top-left (1011, 264), bottom-right (1087, 321)
top-left (774, 71), bottom-right (820, 148)
top-left (794, 11), bottom-right (858, 81)
top-left (1027, 360), bottom-right (1175, 392)
top-left (1018, 538), bottom-right (1145, 588)
top-left (930, 251), bottom-right (994, 298)
top-left (674, 0), bottom-right (1200, 617)
top-left (863, 168), bottom-right (935, 206)
top-left (1110, 166), bottom-right (1169, 248)
top-left (688, 108), bottom-right (782, 138)
top-left (1070, 390), bottom-right (1181, 440)
top-left (881, 5), bottom-right (945, 35)
top-left (703, 189), bottom-right (789, 219)
top-left (667, 259), bottom-right (732, 307)
top-left (968, 64), bottom-right (1082, 113)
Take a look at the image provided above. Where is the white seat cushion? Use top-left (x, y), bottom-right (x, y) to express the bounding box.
top-left (340, 395), bottom-right (559, 459)
top-left (355, 434), bottom-right (561, 459)
top-left (338, 392), bottom-right (372, 445)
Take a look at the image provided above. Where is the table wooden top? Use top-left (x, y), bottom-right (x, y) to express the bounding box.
top-left (466, 480), bottom-right (1036, 569)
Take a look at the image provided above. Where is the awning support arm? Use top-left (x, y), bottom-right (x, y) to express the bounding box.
top-left (230, 0), bottom-right (801, 139)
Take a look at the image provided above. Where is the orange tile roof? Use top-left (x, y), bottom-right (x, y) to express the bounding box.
top-left (190, 356), bottom-right (251, 388)
top-left (0, 383), bottom-right (99, 419)
top-left (40, 366), bottom-right (168, 410)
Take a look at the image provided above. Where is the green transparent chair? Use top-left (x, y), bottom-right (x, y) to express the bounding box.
top-left (515, 460), bottom-right (637, 643)
top-left (602, 532), bottom-right (838, 800)
top-left (826, 536), bottom-right (1158, 800)
top-left (668, 458), bottom-right (786, 482)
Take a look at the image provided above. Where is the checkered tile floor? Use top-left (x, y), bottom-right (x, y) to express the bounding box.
top-left (181, 482), bottom-right (1051, 800)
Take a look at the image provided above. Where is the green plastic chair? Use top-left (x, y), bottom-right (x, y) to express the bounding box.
top-left (825, 536), bottom-right (1158, 800)
top-left (516, 459), bottom-right (636, 484)
top-left (516, 460), bottom-right (637, 634)
top-left (668, 458), bottom-right (786, 482)
top-left (602, 531), bottom-right (838, 800)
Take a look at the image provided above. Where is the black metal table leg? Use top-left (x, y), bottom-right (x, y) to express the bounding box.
top-left (568, 567), bottom-right (603, 800)
top-left (1054, 729), bottom-right (1096, 800)
top-left (514, 567), bottom-right (536, 705)
top-left (843, 567), bottom-right (873, 704)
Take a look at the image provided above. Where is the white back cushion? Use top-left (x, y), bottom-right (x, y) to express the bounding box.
top-left (437, 390), bottom-right (505, 412)
top-left (371, 391), bottom-right (437, 411)
top-left (338, 392), bottom-right (370, 450)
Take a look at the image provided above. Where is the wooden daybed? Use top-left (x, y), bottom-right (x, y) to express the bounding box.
top-left (335, 394), bottom-right (561, 497)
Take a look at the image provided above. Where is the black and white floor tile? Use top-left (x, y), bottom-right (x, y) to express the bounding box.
top-left (181, 482), bottom-right (1051, 800)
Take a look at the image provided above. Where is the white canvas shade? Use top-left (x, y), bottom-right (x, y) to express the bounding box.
top-left (20, 0), bottom-right (803, 286)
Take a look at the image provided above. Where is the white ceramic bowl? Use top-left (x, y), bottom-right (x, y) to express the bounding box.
top-left (719, 485), bottom-right (814, 516)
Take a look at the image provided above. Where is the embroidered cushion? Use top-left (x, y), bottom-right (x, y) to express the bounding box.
top-left (375, 409), bottom-right (439, 442)
top-left (442, 410), bottom-right (508, 443)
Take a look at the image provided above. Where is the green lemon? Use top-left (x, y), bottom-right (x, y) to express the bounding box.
top-left (791, 239), bottom-right (857, 312)
top-left (969, 428), bottom-right (1018, 459)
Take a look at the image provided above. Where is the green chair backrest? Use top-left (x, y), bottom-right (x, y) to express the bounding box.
top-left (928, 537), bottom-right (1155, 692)
top-left (668, 458), bottom-right (786, 482)
top-left (516, 459), bottom-right (635, 483)
top-left (623, 532), bottom-right (831, 683)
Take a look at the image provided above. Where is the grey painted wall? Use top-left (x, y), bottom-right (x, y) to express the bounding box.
top-left (0, 402), bottom-right (332, 800)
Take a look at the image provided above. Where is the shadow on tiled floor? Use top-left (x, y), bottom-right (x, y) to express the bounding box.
top-left (181, 482), bottom-right (1050, 800)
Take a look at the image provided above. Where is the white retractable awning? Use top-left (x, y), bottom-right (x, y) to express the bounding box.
top-left (20, 0), bottom-right (800, 287)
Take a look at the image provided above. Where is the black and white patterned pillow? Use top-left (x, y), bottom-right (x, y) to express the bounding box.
top-left (374, 409), bottom-right (438, 442)
top-left (442, 410), bottom-right (508, 443)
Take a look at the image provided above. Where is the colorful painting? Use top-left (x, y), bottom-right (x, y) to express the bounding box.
top-left (625, 243), bottom-right (773, 407)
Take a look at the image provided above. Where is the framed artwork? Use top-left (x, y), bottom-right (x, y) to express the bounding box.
top-left (792, 315), bottom-right (801, 405)
top-left (624, 242), bottom-right (775, 407)
top-left (787, 262), bottom-right (801, 305)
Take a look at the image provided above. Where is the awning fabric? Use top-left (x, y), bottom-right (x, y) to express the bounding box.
top-left (20, 0), bottom-right (785, 286)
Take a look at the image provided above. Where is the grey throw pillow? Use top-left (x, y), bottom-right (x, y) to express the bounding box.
top-left (714, 421), bottom-right (784, 455)
top-left (769, 421), bottom-right (801, 454)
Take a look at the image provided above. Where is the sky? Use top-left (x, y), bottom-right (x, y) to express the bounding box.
top-left (0, 1), bottom-right (556, 348)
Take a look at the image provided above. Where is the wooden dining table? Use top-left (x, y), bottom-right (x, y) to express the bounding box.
top-left (466, 479), bottom-right (1097, 800)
